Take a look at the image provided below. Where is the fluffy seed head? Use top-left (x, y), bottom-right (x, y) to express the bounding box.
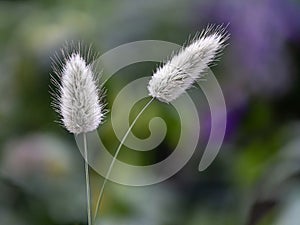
top-left (148, 24), bottom-right (229, 103)
top-left (51, 46), bottom-right (105, 134)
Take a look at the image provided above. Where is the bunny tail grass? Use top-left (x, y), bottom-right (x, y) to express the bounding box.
top-left (50, 44), bottom-right (105, 134)
top-left (51, 43), bottom-right (106, 225)
top-left (148, 24), bottom-right (229, 103)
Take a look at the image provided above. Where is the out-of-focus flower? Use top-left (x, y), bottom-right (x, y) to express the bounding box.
top-left (197, 0), bottom-right (300, 97)
top-left (1, 134), bottom-right (74, 180)
top-left (0, 134), bottom-right (86, 224)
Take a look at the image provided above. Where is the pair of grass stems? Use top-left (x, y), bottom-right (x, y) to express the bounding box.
top-left (82, 98), bottom-right (154, 224)
top-left (52, 24), bottom-right (229, 225)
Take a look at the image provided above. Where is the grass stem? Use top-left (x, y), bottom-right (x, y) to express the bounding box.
top-left (93, 97), bottom-right (155, 221)
top-left (83, 132), bottom-right (92, 225)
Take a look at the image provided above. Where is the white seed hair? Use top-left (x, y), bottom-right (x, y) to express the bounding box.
top-left (51, 49), bottom-right (105, 134)
top-left (148, 24), bottom-right (229, 103)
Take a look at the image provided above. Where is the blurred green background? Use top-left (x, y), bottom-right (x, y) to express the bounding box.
top-left (1, 0), bottom-right (300, 224)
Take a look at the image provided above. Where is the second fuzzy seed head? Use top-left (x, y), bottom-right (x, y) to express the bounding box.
top-left (148, 25), bottom-right (229, 103)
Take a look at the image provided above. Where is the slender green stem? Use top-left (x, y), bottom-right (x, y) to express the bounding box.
top-left (93, 97), bottom-right (155, 221)
top-left (83, 133), bottom-right (92, 225)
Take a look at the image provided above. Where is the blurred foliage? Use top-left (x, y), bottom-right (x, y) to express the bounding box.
top-left (0, 0), bottom-right (300, 224)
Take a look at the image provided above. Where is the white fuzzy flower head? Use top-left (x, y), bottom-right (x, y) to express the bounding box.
top-left (148, 24), bottom-right (229, 103)
top-left (51, 48), bottom-right (105, 134)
